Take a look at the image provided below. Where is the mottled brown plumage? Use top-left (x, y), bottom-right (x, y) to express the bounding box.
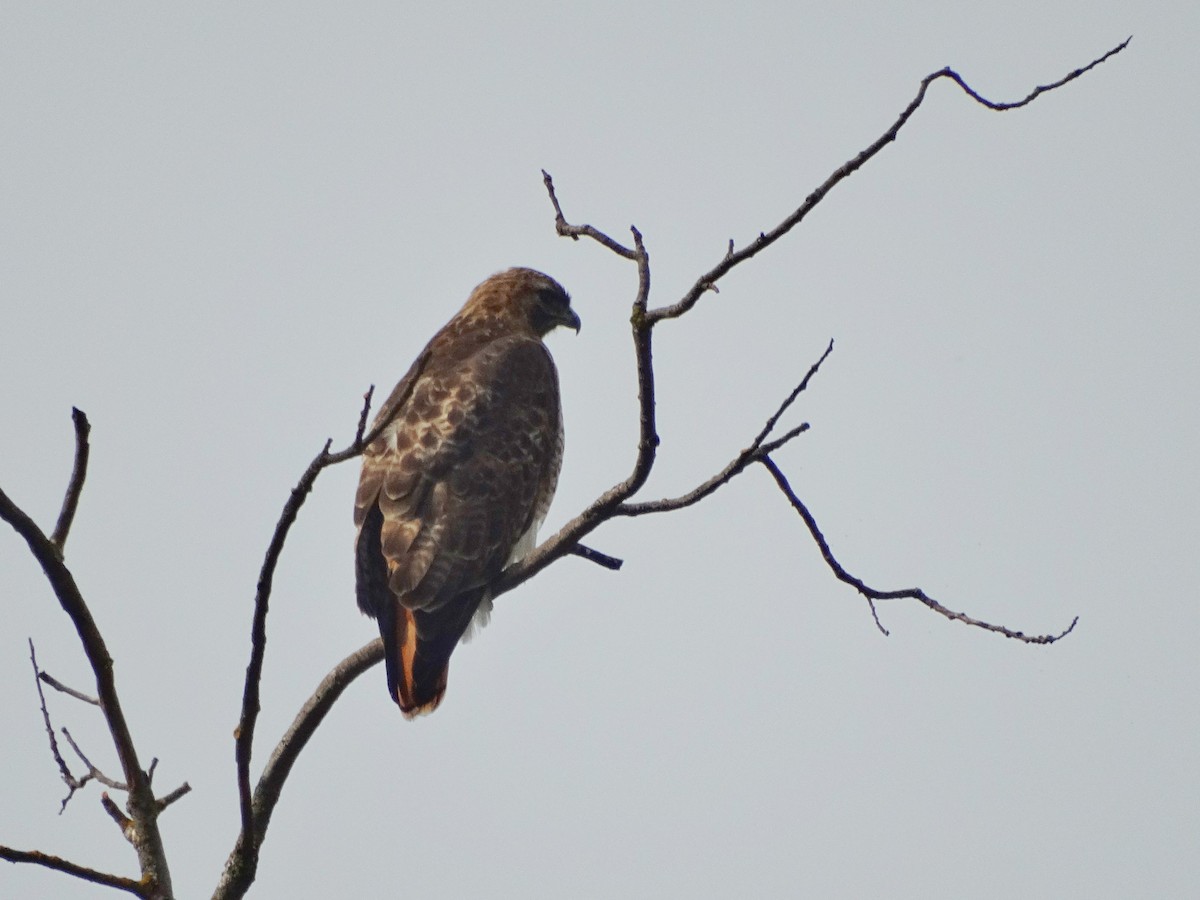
top-left (353, 268), bottom-right (579, 717)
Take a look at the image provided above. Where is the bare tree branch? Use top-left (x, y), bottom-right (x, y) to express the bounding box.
top-left (867, 598), bottom-right (891, 637)
top-left (155, 782), bottom-right (193, 814)
top-left (216, 639), bottom-right (382, 900)
top-left (0, 411), bottom-right (174, 897)
top-left (649, 37), bottom-right (1131, 324)
top-left (38, 670), bottom-right (100, 706)
top-left (542, 170), bottom-right (639, 259)
top-left (61, 727), bottom-right (129, 791)
top-left (232, 379), bottom-right (400, 856)
top-left (568, 544), bottom-right (624, 571)
top-left (0, 844), bottom-right (147, 897)
top-left (514, 44), bottom-right (1124, 636)
top-left (617, 339), bottom-right (833, 517)
top-left (758, 455), bottom-right (1078, 644)
top-left (50, 407), bottom-right (90, 550)
top-left (101, 792), bottom-right (135, 841)
top-left (29, 640), bottom-right (93, 812)
top-left (941, 36), bottom-right (1131, 111)
top-left (353, 385), bottom-right (376, 446)
top-left (232, 355), bottom-right (437, 860)
top-left (214, 47), bottom-right (1122, 894)
top-left (6, 39), bottom-right (1122, 900)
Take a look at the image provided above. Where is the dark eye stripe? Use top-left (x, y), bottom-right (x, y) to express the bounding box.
top-left (537, 286), bottom-right (569, 307)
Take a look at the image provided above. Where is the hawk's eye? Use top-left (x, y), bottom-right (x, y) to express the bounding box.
top-left (537, 287), bottom-right (566, 311)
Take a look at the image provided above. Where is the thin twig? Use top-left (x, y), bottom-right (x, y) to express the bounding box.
top-left (61, 727), bottom-right (128, 791)
top-left (541, 170), bottom-right (638, 259)
top-left (618, 340), bottom-right (832, 517)
top-left (942, 36), bottom-right (1131, 110)
top-left (353, 386), bottom-right (375, 447)
top-left (569, 543), bottom-right (624, 571)
top-left (759, 423), bottom-right (811, 457)
top-left (867, 599), bottom-right (890, 637)
top-left (155, 782), bottom-right (192, 814)
top-left (28, 640), bottom-right (91, 812)
top-left (754, 340), bottom-right (835, 446)
top-left (759, 455), bottom-right (1078, 643)
top-left (38, 671), bottom-right (100, 706)
top-left (524, 44), bottom-right (1122, 632)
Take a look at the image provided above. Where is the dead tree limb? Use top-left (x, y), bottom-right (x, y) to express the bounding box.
top-left (0, 413), bottom-right (176, 898)
top-left (516, 39), bottom-right (1129, 637)
top-left (0, 845), bottom-right (146, 897)
top-left (758, 456), bottom-right (1079, 642)
top-left (28, 640), bottom-right (95, 812)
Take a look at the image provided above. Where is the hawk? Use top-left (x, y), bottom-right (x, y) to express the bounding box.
top-left (353, 268), bottom-right (580, 717)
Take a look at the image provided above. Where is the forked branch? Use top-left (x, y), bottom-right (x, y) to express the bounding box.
top-left (526, 42), bottom-right (1126, 634)
top-left (1, 414), bottom-right (176, 897)
top-left (217, 37), bottom-right (1122, 900)
top-left (2, 37), bottom-right (1122, 900)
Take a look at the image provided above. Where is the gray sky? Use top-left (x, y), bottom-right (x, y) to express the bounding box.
top-left (2, 3), bottom-right (1196, 898)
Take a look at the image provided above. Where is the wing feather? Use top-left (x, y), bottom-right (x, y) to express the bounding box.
top-left (357, 334), bottom-right (561, 597)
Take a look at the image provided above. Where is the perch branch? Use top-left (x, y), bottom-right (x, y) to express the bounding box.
top-left (489, 205), bottom-right (655, 598)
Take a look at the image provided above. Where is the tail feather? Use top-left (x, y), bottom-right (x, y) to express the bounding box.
top-left (379, 591), bottom-right (487, 718)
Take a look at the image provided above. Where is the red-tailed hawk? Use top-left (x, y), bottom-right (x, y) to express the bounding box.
top-left (354, 268), bottom-right (580, 717)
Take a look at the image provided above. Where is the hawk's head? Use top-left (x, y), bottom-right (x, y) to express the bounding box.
top-left (464, 267), bottom-right (581, 338)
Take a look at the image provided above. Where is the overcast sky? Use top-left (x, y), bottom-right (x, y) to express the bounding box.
top-left (2, 3), bottom-right (1197, 898)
